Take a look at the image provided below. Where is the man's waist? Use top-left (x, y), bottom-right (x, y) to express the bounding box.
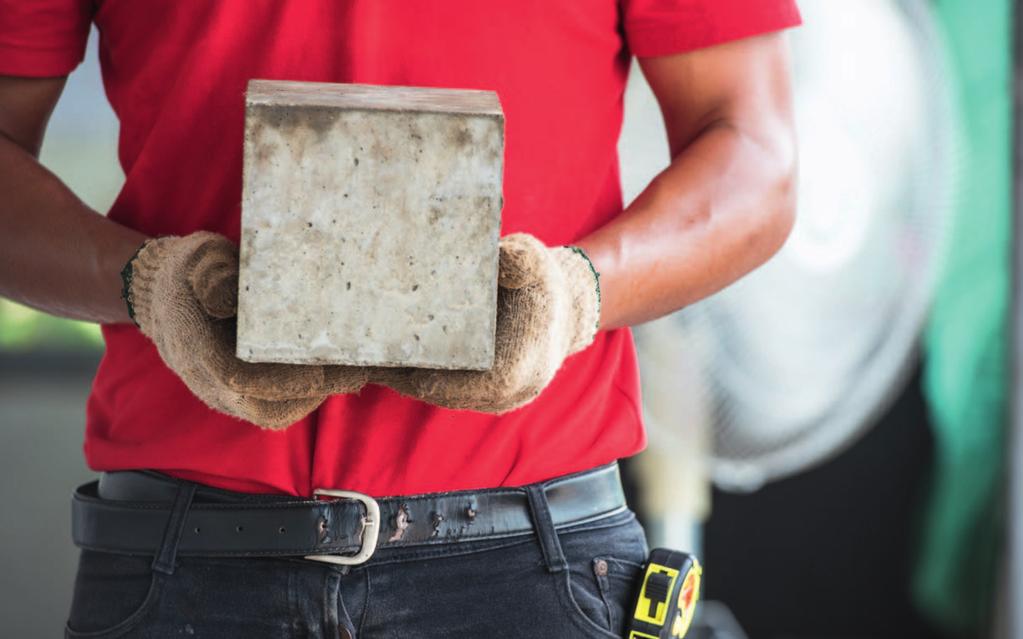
top-left (72, 462), bottom-right (627, 564)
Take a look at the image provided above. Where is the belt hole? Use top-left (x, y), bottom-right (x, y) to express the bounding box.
top-left (279, 526), bottom-right (287, 535)
top-left (236, 525), bottom-right (244, 533)
top-left (193, 527), bottom-right (201, 535)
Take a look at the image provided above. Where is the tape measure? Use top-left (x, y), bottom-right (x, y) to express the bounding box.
top-left (627, 548), bottom-right (702, 639)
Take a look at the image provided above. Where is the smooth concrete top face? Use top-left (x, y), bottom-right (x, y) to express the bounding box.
top-left (237, 80), bottom-right (503, 369)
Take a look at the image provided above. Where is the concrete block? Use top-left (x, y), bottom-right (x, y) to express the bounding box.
top-left (237, 80), bottom-right (503, 369)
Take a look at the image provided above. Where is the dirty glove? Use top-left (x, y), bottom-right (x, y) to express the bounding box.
top-left (123, 231), bottom-right (369, 429)
top-left (371, 233), bottom-right (600, 413)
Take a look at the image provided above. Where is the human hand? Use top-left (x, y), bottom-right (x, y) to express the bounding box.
top-left (371, 233), bottom-right (600, 413)
top-left (125, 231), bottom-right (368, 429)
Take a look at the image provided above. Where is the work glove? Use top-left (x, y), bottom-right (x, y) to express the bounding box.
top-left (123, 231), bottom-right (369, 430)
top-left (370, 233), bottom-right (601, 413)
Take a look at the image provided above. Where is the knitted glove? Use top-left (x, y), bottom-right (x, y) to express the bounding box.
top-left (124, 231), bottom-right (368, 430)
top-left (371, 233), bottom-right (600, 413)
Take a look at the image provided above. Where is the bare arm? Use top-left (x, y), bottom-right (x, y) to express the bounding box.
top-left (577, 33), bottom-right (798, 330)
top-left (0, 75), bottom-right (146, 324)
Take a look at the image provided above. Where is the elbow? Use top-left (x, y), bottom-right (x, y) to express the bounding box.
top-left (759, 130), bottom-right (798, 261)
top-left (771, 159), bottom-right (797, 257)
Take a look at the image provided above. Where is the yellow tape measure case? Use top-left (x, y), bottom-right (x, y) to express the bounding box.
top-left (628, 548), bottom-right (702, 639)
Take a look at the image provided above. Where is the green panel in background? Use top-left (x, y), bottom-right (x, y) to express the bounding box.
top-left (0, 300), bottom-right (102, 351)
top-left (918, 0), bottom-right (1011, 633)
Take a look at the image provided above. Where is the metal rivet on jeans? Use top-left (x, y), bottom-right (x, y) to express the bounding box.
top-left (594, 559), bottom-right (609, 576)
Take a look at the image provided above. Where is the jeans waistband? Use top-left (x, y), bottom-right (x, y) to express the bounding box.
top-left (72, 462), bottom-right (627, 573)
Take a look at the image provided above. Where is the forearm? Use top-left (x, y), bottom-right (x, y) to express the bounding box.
top-left (578, 115), bottom-right (796, 330)
top-left (0, 132), bottom-right (146, 324)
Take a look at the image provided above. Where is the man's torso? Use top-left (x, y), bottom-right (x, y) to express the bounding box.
top-left (84, 0), bottom-right (645, 497)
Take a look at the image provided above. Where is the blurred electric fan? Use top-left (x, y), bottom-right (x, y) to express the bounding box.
top-left (680, 0), bottom-right (958, 491)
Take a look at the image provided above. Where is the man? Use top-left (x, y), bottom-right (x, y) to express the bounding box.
top-left (0, 1), bottom-right (799, 636)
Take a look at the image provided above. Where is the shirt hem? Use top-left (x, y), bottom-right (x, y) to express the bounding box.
top-left (0, 42), bottom-right (86, 77)
top-left (627, 9), bottom-right (802, 58)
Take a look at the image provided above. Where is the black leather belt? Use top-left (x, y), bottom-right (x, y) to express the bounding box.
top-left (71, 463), bottom-right (627, 565)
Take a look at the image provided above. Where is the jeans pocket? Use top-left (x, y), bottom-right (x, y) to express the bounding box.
top-left (592, 555), bottom-right (645, 633)
top-left (65, 550), bottom-right (165, 638)
top-left (554, 514), bottom-right (649, 638)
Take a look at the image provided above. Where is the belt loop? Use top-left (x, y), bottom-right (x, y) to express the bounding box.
top-left (525, 484), bottom-right (567, 573)
top-left (151, 481), bottom-right (197, 576)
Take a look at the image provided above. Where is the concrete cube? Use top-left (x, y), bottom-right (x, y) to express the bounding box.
top-left (237, 80), bottom-right (503, 369)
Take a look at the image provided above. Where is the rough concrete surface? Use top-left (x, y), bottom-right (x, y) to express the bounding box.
top-left (238, 81), bottom-right (503, 369)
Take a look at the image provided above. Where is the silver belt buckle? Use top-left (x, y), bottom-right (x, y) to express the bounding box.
top-left (303, 489), bottom-right (381, 566)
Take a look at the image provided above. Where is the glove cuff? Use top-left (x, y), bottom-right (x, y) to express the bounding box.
top-left (555, 245), bottom-right (601, 354)
top-left (119, 239), bottom-right (150, 327)
top-left (127, 236), bottom-right (175, 333)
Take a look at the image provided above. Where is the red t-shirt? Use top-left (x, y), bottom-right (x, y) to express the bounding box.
top-left (1, 1), bottom-right (800, 498)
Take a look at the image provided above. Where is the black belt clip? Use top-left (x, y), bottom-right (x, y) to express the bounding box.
top-left (627, 548), bottom-right (702, 638)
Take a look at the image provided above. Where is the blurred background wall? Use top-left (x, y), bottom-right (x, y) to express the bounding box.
top-left (0, 1), bottom-right (1013, 638)
top-left (625, 2), bottom-right (1011, 637)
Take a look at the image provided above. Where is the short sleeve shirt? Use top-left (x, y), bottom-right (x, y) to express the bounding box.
top-left (0, 0), bottom-right (800, 497)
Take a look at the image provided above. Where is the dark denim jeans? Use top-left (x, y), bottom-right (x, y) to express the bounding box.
top-left (65, 496), bottom-right (649, 638)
